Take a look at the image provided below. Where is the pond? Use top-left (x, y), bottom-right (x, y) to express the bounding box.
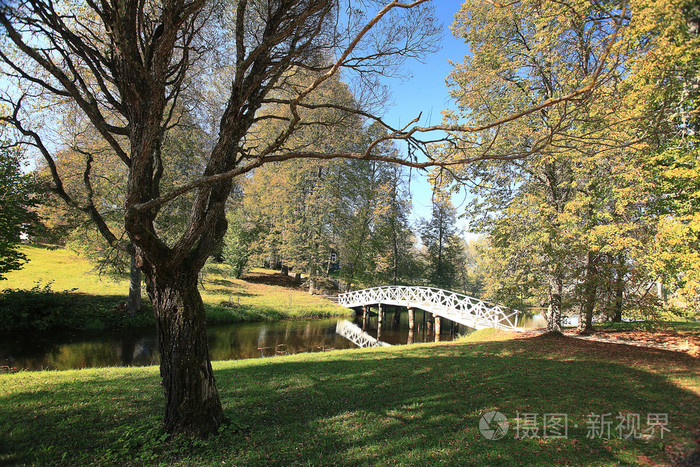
top-left (0, 309), bottom-right (492, 371)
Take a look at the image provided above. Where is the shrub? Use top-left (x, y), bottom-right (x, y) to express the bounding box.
top-left (0, 282), bottom-right (152, 332)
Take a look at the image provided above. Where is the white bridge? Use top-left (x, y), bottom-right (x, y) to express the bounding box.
top-left (337, 286), bottom-right (520, 331)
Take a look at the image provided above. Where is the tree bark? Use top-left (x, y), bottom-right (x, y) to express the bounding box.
top-left (546, 277), bottom-right (563, 334)
top-left (612, 255), bottom-right (625, 322)
top-left (146, 268), bottom-right (225, 437)
top-left (578, 251), bottom-right (597, 334)
top-left (125, 250), bottom-right (142, 316)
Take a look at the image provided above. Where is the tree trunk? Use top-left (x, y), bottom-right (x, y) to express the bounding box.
top-left (578, 251), bottom-right (597, 335)
top-left (146, 269), bottom-right (225, 437)
top-left (546, 277), bottom-right (563, 334)
top-left (612, 286), bottom-right (623, 322)
top-left (612, 255), bottom-right (625, 322)
top-left (125, 251), bottom-right (142, 316)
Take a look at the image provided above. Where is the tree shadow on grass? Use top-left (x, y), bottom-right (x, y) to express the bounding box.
top-left (241, 272), bottom-right (303, 289)
top-left (213, 335), bottom-right (699, 465)
top-left (0, 369), bottom-right (163, 465)
top-left (0, 334), bottom-right (697, 465)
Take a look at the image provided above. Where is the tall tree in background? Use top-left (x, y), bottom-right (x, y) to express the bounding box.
top-left (438, 0), bottom-right (699, 331)
top-left (626, 0), bottom-right (700, 315)
top-left (371, 163), bottom-right (416, 285)
top-left (438, 0), bottom-right (629, 332)
top-left (240, 74), bottom-right (367, 287)
top-left (329, 123), bottom-right (414, 288)
top-left (35, 133), bottom-right (140, 313)
top-left (35, 105), bottom-right (211, 315)
top-left (420, 194), bottom-right (461, 290)
top-left (243, 115), bottom-right (418, 290)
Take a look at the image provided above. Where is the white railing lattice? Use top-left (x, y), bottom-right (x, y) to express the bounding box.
top-left (337, 286), bottom-right (520, 331)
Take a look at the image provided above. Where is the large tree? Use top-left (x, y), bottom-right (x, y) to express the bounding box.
top-left (436, 0), bottom-right (631, 332)
top-left (0, 0), bottom-right (442, 437)
top-left (626, 0), bottom-right (700, 315)
top-left (0, 0), bottom-right (621, 437)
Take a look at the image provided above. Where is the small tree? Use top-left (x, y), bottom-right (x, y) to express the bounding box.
top-left (0, 145), bottom-right (36, 279)
top-left (222, 208), bottom-right (257, 279)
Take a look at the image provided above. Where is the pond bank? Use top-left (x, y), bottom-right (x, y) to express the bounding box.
top-left (0, 245), bottom-right (351, 333)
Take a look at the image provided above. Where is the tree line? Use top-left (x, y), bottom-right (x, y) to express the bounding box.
top-left (433, 0), bottom-right (699, 333)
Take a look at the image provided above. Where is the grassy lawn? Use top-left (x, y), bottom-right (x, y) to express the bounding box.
top-left (0, 245), bottom-right (350, 331)
top-left (1, 330), bottom-right (698, 465)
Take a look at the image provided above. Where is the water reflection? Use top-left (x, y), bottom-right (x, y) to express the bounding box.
top-left (206, 319), bottom-right (355, 360)
top-left (518, 312), bottom-right (548, 329)
top-left (1, 307), bottom-right (543, 371)
top-left (336, 320), bottom-right (391, 348)
top-left (353, 308), bottom-right (477, 346)
top-left (0, 330), bottom-right (160, 371)
top-left (0, 319), bottom-right (357, 371)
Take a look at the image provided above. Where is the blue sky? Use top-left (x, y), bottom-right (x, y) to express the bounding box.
top-left (377, 1), bottom-right (477, 239)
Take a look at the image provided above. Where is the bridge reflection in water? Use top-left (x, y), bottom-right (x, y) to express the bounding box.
top-left (336, 320), bottom-right (391, 348)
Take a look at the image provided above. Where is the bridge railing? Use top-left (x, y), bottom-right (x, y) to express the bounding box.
top-left (337, 286), bottom-right (520, 330)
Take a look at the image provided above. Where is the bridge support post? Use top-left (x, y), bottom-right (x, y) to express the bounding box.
top-left (362, 306), bottom-right (369, 331)
top-left (408, 307), bottom-right (415, 330)
top-left (377, 304), bottom-right (383, 327)
top-left (434, 316), bottom-right (441, 342)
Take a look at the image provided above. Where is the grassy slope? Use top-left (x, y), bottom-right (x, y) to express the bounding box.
top-left (1, 331), bottom-right (698, 465)
top-left (0, 245), bottom-right (349, 327)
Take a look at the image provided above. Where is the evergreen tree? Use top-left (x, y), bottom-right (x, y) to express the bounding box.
top-left (420, 194), bottom-right (462, 290)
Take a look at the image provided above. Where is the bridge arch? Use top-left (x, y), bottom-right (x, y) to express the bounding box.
top-left (337, 286), bottom-right (520, 331)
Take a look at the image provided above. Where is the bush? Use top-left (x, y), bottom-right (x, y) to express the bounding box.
top-left (0, 282), bottom-right (153, 332)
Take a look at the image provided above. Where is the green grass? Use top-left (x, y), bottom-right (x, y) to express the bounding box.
top-left (1, 331), bottom-right (698, 465)
top-left (0, 245), bottom-right (350, 331)
top-left (1, 244), bottom-right (129, 295)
